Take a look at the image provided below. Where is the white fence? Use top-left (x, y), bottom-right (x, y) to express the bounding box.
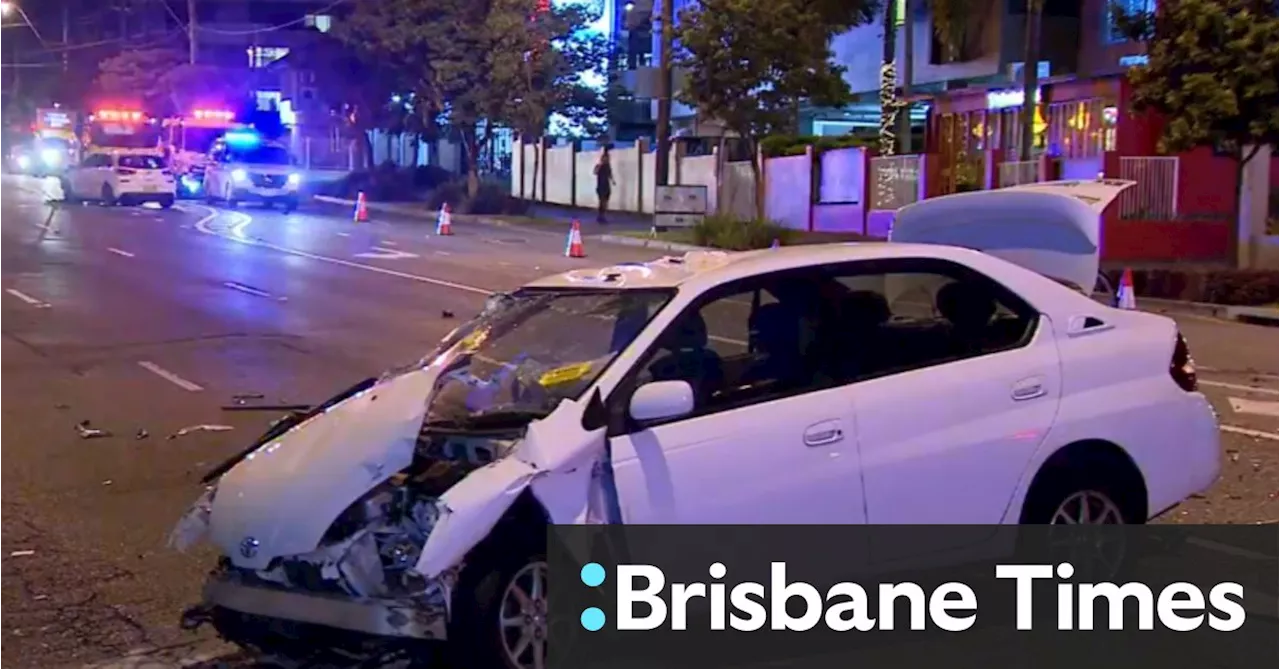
top-left (511, 143), bottom-right (757, 219)
top-left (1117, 156), bottom-right (1179, 219)
top-left (998, 160), bottom-right (1040, 188)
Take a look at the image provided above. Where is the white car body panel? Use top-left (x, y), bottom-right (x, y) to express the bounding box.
top-left (891, 178), bottom-right (1135, 292)
top-left (205, 154), bottom-right (299, 201)
top-left (177, 178), bottom-right (1221, 639)
top-left (70, 150), bottom-right (177, 200)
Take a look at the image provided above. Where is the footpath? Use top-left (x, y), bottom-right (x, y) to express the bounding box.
top-left (310, 194), bottom-right (1278, 327)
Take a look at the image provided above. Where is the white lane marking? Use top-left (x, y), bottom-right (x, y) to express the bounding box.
top-left (354, 246), bottom-right (420, 260)
top-left (137, 361), bottom-right (204, 392)
top-left (222, 281), bottom-right (274, 298)
top-left (5, 288), bottom-right (51, 308)
top-left (336, 231), bottom-right (351, 237)
top-left (191, 207), bottom-right (492, 296)
top-left (434, 250), bottom-right (453, 256)
top-left (381, 240), bottom-right (398, 246)
top-left (1200, 379), bottom-right (1279, 396)
top-left (1228, 397), bottom-right (1279, 417)
top-left (1220, 424), bottom-right (1280, 441)
top-left (107, 247), bottom-right (135, 258)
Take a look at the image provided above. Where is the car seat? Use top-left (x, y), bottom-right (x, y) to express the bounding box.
top-left (936, 281), bottom-right (999, 356)
top-left (647, 312), bottom-right (724, 404)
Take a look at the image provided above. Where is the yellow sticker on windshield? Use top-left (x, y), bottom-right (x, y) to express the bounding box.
top-left (539, 362), bottom-right (593, 387)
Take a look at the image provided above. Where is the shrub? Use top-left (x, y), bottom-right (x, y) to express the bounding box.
top-left (466, 179), bottom-right (520, 215)
top-left (691, 214), bottom-right (799, 251)
top-left (760, 133), bottom-right (877, 158)
top-left (425, 179), bottom-right (469, 213)
top-left (424, 178), bottom-right (528, 216)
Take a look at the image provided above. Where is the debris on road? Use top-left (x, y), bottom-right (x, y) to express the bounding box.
top-left (231, 393), bottom-right (265, 403)
top-left (102, 480), bottom-right (113, 486)
top-left (10, 550), bottom-right (36, 557)
top-left (76, 420), bottom-right (111, 439)
top-left (135, 429), bottom-right (149, 440)
top-left (169, 424), bottom-right (235, 439)
top-left (221, 403), bottom-right (312, 412)
top-left (54, 403), bottom-right (70, 410)
top-left (441, 310), bottom-right (455, 319)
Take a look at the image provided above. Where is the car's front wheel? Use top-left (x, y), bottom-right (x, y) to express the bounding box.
top-left (100, 183), bottom-right (117, 206)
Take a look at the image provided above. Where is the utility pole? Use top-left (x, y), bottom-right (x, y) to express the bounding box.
top-left (61, 1), bottom-right (69, 72)
top-left (653, 0), bottom-right (674, 186)
top-left (897, 0), bottom-right (914, 154)
top-left (187, 0), bottom-right (197, 64)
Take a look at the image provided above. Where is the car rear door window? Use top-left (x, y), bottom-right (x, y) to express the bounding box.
top-left (118, 155), bottom-right (165, 170)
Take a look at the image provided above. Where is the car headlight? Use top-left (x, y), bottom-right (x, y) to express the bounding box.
top-left (231, 169), bottom-right (247, 182)
top-left (40, 149), bottom-right (61, 165)
top-left (17, 155), bottom-right (30, 169)
top-left (287, 173), bottom-right (301, 186)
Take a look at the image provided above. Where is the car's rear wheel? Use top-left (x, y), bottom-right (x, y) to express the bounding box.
top-left (1021, 466), bottom-right (1135, 583)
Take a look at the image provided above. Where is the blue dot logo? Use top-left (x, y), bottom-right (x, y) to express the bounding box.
top-left (580, 606), bottom-right (606, 631)
top-left (580, 562), bottom-right (606, 587)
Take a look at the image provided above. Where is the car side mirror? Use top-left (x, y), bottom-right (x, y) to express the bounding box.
top-left (628, 380), bottom-right (694, 423)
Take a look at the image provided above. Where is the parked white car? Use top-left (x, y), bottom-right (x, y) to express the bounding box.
top-left (171, 180), bottom-right (1221, 668)
top-left (63, 150), bottom-right (176, 207)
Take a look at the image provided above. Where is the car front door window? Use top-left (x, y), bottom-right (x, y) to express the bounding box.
top-left (606, 270), bottom-right (866, 527)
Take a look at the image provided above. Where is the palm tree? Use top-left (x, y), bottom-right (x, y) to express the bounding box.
top-left (1019, 0), bottom-right (1043, 161)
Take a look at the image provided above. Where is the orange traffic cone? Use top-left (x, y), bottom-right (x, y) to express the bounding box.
top-left (436, 203), bottom-right (453, 236)
top-left (353, 192), bottom-right (369, 222)
top-left (1116, 268), bottom-right (1136, 310)
top-left (564, 220), bottom-right (585, 258)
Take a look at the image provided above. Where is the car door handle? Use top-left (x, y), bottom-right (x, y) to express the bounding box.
top-left (803, 420), bottom-right (844, 447)
top-left (1011, 378), bottom-right (1046, 401)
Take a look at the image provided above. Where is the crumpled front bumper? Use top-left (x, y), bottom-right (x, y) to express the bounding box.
top-left (200, 568), bottom-right (448, 640)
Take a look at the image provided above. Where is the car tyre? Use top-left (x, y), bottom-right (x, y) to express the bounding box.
top-left (159, 195), bottom-right (175, 209)
top-left (1020, 464), bottom-right (1136, 584)
top-left (100, 183), bottom-right (117, 206)
top-left (448, 514), bottom-right (553, 669)
top-left (59, 177), bottom-right (79, 203)
top-left (281, 198), bottom-right (298, 214)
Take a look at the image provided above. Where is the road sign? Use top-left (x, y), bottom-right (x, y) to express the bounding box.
top-left (354, 247), bottom-right (419, 260)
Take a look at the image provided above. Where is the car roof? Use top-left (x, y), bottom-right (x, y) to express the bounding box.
top-left (525, 242), bottom-right (1091, 314)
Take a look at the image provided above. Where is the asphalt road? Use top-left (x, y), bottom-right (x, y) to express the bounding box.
top-left (1, 175), bottom-right (1275, 668)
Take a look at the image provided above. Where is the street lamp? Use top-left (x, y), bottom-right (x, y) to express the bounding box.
top-left (0, 3), bottom-right (12, 17)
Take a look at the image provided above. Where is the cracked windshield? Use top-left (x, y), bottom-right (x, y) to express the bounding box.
top-left (1, 0), bottom-right (1275, 667)
top-left (424, 289), bottom-right (672, 428)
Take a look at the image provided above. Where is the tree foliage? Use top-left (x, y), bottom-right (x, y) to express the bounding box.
top-left (93, 48), bottom-right (252, 117)
top-left (1112, 0), bottom-right (1278, 161)
top-left (674, 0), bottom-right (874, 215)
top-left (336, 0), bottom-right (609, 192)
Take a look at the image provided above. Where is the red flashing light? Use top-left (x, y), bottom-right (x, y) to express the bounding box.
top-left (95, 109), bottom-right (145, 122)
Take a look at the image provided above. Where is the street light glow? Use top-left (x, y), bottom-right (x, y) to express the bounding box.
top-left (0, 2), bottom-right (13, 16)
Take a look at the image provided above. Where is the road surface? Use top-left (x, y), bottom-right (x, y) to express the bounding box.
top-left (1, 176), bottom-right (1275, 668)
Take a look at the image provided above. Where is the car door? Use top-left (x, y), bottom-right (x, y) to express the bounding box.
top-left (835, 258), bottom-right (1060, 560)
top-left (73, 154), bottom-right (106, 196)
top-left (604, 268), bottom-right (866, 526)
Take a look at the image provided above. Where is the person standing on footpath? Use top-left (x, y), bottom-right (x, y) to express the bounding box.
top-left (594, 146), bottom-right (616, 223)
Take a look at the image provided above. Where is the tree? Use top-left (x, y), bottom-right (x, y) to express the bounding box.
top-left (94, 48), bottom-right (251, 117)
top-left (1113, 0), bottom-right (1278, 263)
top-left (675, 0), bottom-right (871, 217)
top-left (340, 0), bottom-right (609, 194)
top-left (1019, 0), bottom-right (1043, 161)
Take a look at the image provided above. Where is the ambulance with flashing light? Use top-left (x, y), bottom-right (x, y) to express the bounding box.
top-left (203, 129), bottom-right (302, 212)
top-left (11, 107), bottom-right (80, 176)
top-left (162, 108), bottom-right (239, 197)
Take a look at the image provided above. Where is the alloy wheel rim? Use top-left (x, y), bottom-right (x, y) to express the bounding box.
top-left (1050, 490), bottom-right (1125, 524)
top-left (498, 560), bottom-right (549, 669)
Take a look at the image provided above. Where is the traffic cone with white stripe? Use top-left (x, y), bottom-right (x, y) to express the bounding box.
top-left (353, 192), bottom-right (369, 222)
top-left (1115, 268), bottom-right (1137, 310)
top-left (565, 220), bottom-right (586, 258)
top-left (436, 203), bottom-right (453, 236)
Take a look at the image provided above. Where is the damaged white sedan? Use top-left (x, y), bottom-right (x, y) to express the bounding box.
top-left (171, 180), bottom-right (1221, 668)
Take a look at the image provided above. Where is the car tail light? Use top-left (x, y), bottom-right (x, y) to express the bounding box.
top-left (1170, 331), bottom-right (1197, 392)
top-left (115, 168), bottom-right (137, 176)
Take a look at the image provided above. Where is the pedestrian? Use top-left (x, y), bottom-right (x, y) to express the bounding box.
top-left (594, 146), bottom-right (616, 224)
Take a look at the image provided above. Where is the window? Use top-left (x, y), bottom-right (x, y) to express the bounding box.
top-left (615, 259), bottom-right (1038, 428)
top-left (82, 154), bottom-right (111, 168)
top-left (118, 155), bottom-right (166, 170)
top-left (1104, 0), bottom-right (1155, 44)
top-left (248, 46), bottom-right (289, 69)
top-left (305, 14), bottom-right (333, 32)
top-left (828, 260), bottom-right (1037, 381)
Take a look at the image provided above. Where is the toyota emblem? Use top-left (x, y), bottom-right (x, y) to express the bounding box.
top-left (239, 537), bottom-right (260, 559)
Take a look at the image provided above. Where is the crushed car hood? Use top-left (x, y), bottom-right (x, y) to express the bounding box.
top-left (209, 365), bottom-right (442, 570)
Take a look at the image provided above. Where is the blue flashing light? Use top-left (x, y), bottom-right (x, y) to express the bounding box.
top-left (225, 130), bottom-right (261, 147)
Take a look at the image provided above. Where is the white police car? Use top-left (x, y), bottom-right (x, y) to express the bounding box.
top-left (203, 130), bottom-right (302, 212)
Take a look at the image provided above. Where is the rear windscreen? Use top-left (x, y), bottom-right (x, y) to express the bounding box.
top-left (118, 155), bottom-right (167, 170)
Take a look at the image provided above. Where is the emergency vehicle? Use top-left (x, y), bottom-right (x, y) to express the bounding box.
top-left (162, 108), bottom-right (238, 197)
top-left (13, 107), bottom-right (80, 176)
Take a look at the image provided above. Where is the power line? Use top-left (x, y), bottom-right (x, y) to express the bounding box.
top-left (189, 0), bottom-right (350, 37)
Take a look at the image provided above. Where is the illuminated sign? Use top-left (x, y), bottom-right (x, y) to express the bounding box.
top-left (95, 110), bottom-right (144, 122)
top-left (1119, 54), bottom-right (1149, 67)
top-left (985, 88), bottom-right (1042, 110)
top-left (193, 109), bottom-right (235, 121)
